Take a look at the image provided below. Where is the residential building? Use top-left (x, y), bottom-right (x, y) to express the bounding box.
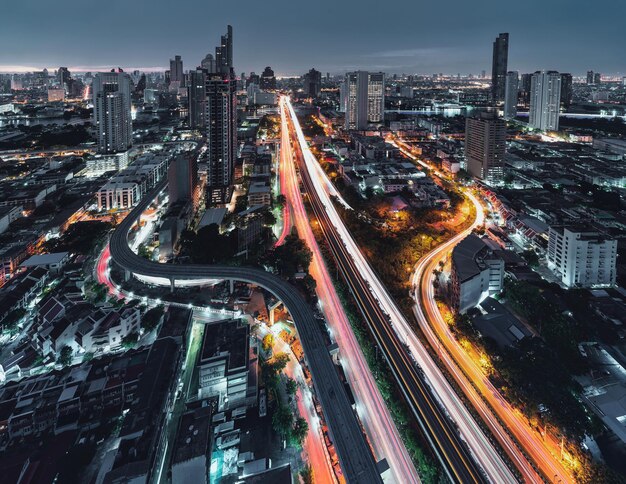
top-left (560, 73), bottom-right (573, 109)
top-left (547, 225), bottom-right (617, 288)
top-left (450, 234), bottom-right (505, 313)
top-left (188, 69), bottom-right (207, 129)
top-left (205, 74), bottom-right (237, 205)
top-left (92, 71), bottom-right (132, 154)
top-left (168, 154), bottom-right (198, 204)
top-left (504, 71), bottom-right (518, 119)
top-left (529, 70), bottom-right (561, 131)
top-left (465, 111), bottom-right (506, 184)
top-left (491, 33), bottom-right (509, 105)
top-left (344, 71), bottom-right (385, 130)
top-left (171, 409), bottom-right (211, 484)
top-left (169, 55), bottom-right (184, 90)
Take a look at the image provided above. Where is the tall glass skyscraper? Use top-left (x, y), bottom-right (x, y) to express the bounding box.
top-left (491, 33), bottom-right (509, 106)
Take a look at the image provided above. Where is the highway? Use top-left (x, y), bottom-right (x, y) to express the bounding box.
top-left (278, 99), bottom-right (420, 483)
top-left (285, 97), bottom-right (518, 484)
top-left (108, 179), bottom-right (383, 483)
top-left (391, 137), bottom-right (575, 483)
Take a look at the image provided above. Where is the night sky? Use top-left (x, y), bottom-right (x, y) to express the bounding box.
top-left (2, 0), bottom-right (625, 76)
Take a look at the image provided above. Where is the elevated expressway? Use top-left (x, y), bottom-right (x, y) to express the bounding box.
top-left (108, 179), bottom-right (383, 483)
top-left (285, 98), bottom-right (518, 484)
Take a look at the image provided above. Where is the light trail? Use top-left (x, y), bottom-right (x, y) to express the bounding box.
top-left (394, 135), bottom-right (576, 482)
top-left (285, 97), bottom-right (518, 483)
top-left (279, 99), bottom-right (420, 483)
top-left (409, 189), bottom-right (575, 483)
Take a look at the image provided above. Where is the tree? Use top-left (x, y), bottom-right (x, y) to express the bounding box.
top-left (300, 465), bottom-right (314, 484)
top-left (263, 229), bottom-right (312, 277)
top-left (121, 332), bottom-right (139, 349)
top-left (262, 209), bottom-right (277, 227)
top-left (285, 377), bottom-right (297, 395)
top-left (141, 306), bottom-right (164, 332)
top-left (59, 345), bottom-right (73, 367)
top-left (1, 308), bottom-right (26, 333)
top-left (272, 405), bottom-right (293, 439)
top-left (261, 333), bottom-right (274, 352)
top-left (291, 416), bottom-right (308, 446)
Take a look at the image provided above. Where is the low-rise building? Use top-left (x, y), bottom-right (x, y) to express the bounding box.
top-left (450, 234), bottom-right (505, 313)
top-left (197, 319), bottom-right (257, 411)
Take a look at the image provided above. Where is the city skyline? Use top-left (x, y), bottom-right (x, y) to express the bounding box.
top-left (2, 0), bottom-right (626, 76)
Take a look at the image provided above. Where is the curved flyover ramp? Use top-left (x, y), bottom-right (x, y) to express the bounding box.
top-left (109, 179), bottom-right (383, 483)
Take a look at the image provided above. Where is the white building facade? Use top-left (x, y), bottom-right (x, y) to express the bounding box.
top-left (547, 226), bottom-right (617, 288)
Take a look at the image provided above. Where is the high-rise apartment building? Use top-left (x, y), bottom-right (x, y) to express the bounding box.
top-left (519, 73), bottom-right (532, 108)
top-left (491, 33), bottom-right (509, 105)
top-left (303, 68), bottom-right (322, 98)
top-left (547, 226), bottom-right (617, 288)
top-left (464, 111), bottom-right (506, 184)
top-left (560, 73), bottom-right (573, 109)
top-left (586, 70), bottom-right (595, 85)
top-left (92, 71), bottom-right (132, 154)
top-left (344, 71), bottom-right (385, 130)
top-left (503, 71), bottom-right (518, 119)
top-left (188, 69), bottom-right (207, 129)
top-left (168, 154), bottom-right (198, 204)
top-left (529, 70), bottom-right (561, 131)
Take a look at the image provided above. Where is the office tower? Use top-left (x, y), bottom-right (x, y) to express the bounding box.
top-left (339, 81), bottom-right (347, 112)
top-left (529, 71), bottom-right (561, 131)
top-left (491, 33), bottom-right (509, 105)
top-left (303, 68), bottom-right (322, 98)
top-left (503, 71), bottom-right (518, 119)
top-left (168, 154), bottom-right (198, 204)
top-left (560, 73), bottom-right (573, 109)
top-left (586, 70), bottom-right (594, 85)
top-left (594, 72), bottom-right (602, 85)
top-left (260, 66), bottom-right (276, 90)
top-left (205, 74), bottom-right (237, 205)
top-left (465, 111), bottom-right (506, 184)
top-left (169, 55), bottom-right (183, 84)
top-left (344, 71), bottom-right (385, 130)
top-left (57, 67), bottom-right (71, 88)
top-left (188, 69), bottom-right (207, 128)
top-left (201, 53), bottom-right (216, 73)
top-left (92, 71), bottom-right (132, 154)
top-left (215, 25), bottom-right (233, 75)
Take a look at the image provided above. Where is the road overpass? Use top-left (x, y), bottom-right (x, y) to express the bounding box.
top-left (108, 178), bottom-right (383, 483)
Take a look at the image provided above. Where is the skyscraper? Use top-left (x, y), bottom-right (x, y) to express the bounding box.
top-left (169, 55), bottom-right (184, 87)
top-left (188, 69), bottom-right (207, 129)
top-left (303, 68), bottom-right (322, 98)
top-left (205, 26), bottom-right (237, 205)
top-left (504, 71), bottom-right (519, 119)
top-left (57, 67), bottom-right (71, 90)
top-left (465, 111), bottom-right (506, 184)
top-left (529, 70), bottom-right (561, 131)
top-left (215, 25), bottom-right (233, 75)
top-left (491, 33), bottom-right (509, 106)
top-left (201, 53), bottom-right (216, 73)
top-left (92, 71), bottom-right (132, 154)
top-left (168, 153), bottom-right (198, 204)
top-left (586, 70), bottom-right (595, 85)
top-left (344, 71), bottom-right (385, 130)
top-left (519, 73), bottom-right (532, 108)
top-left (560, 73), bottom-right (573, 109)
top-left (205, 74), bottom-right (237, 205)
top-left (260, 67), bottom-right (276, 90)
